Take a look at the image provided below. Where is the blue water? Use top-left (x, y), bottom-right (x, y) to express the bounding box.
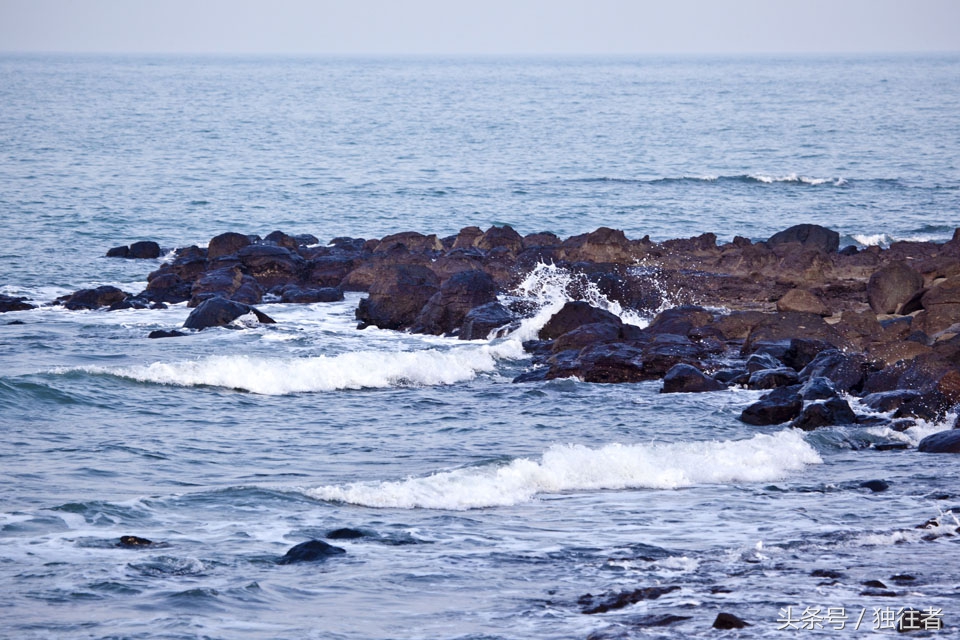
top-left (1, 55), bottom-right (959, 639)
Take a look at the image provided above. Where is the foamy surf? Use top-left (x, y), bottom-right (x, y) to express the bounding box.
top-left (80, 341), bottom-right (525, 395)
top-left (304, 429), bottom-right (822, 510)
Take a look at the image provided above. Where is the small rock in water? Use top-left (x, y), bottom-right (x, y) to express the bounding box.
top-left (276, 539), bottom-right (346, 564)
top-left (148, 329), bottom-right (185, 339)
top-left (578, 586), bottom-right (678, 614)
top-left (326, 527), bottom-right (368, 540)
top-left (116, 535), bottom-right (157, 548)
top-left (860, 479), bottom-right (890, 493)
top-left (712, 612), bottom-right (750, 629)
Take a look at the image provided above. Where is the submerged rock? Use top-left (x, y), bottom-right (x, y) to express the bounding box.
top-left (712, 612), bottom-right (750, 629)
top-left (740, 386), bottom-right (802, 425)
top-left (790, 397), bottom-right (858, 430)
top-left (276, 539), bottom-right (346, 564)
top-left (578, 586), bottom-right (679, 614)
top-left (918, 430), bottom-right (960, 454)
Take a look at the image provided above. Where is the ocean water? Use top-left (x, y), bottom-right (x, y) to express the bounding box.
top-left (1, 55), bottom-right (960, 639)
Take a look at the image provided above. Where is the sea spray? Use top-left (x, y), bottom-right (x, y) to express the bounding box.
top-left (304, 429), bottom-right (822, 510)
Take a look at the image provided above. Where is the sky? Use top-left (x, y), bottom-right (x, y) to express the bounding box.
top-left (0, 0), bottom-right (958, 55)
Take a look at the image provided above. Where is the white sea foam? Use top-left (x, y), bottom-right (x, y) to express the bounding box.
top-left (87, 341), bottom-right (525, 395)
top-left (749, 173), bottom-right (840, 186)
top-left (508, 262), bottom-right (649, 342)
top-left (851, 233), bottom-right (892, 247)
top-left (304, 429), bottom-right (821, 510)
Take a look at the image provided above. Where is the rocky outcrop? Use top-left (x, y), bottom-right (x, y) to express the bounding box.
top-left (411, 270), bottom-right (498, 336)
top-left (0, 294), bottom-right (34, 312)
top-left (59, 286), bottom-right (129, 310)
top-left (867, 261), bottom-right (924, 314)
top-left (183, 297), bottom-right (276, 330)
top-left (661, 364), bottom-right (726, 393)
top-left (355, 264), bottom-right (440, 330)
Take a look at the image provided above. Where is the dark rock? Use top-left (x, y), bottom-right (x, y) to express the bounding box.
top-left (645, 305), bottom-right (714, 337)
top-left (325, 528), bottom-right (368, 540)
top-left (799, 349), bottom-right (867, 393)
top-left (280, 285), bottom-right (344, 304)
top-left (117, 535), bottom-right (158, 548)
top-left (129, 241), bottom-right (161, 259)
top-left (861, 390), bottom-right (923, 413)
top-left (144, 271), bottom-right (193, 304)
top-left (237, 244), bottom-right (304, 288)
top-left (713, 368), bottom-right (748, 384)
top-left (329, 237), bottom-right (366, 252)
top-left (476, 225), bottom-right (523, 254)
top-left (811, 569), bottom-right (845, 579)
top-left (782, 338), bottom-right (835, 371)
top-left (623, 614), bottom-right (691, 628)
top-left (767, 223), bottom-right (840, 253)
top-left (918, 430), bottom-right (960, 454)
top-left (777, 289), bottom-right (830, 316)
top-left (548, 342), bottom-right (646, 383)
top-left (276, 539), bottom-right (346, 564)
top-left (740, 386), bottom-right (803, 425)
top-left (148, 329), bottom-right (185, 339)
top-left (742, 312), bottom-right (846, 355)
top-left (552, 322), bottom-right (622, 352)
top-left (863, 579), bottom-right (888, 589)
top-left (747, 367), bottom-right (800, 390)
top-left (522, 231), bottom-right (562, 249)
top-left (207, 231), bottom-right (253, 260)
top-left (712, 612), bottom-right (750, 629)
top-left (0, 294), bottom-right (34, 313)
top-left (867, 261), bottom-right (924, 314)
top-left (860, 480), bottom-right (890, 492)
top-left (459, 302), bottom-right (515, 340)
top-left (512, 368), bottom-right (549, 383)
top-left (539, 301), bottom-right (622, 340)
top-left (183, 297), bottom-right (276, 330)
top-left (263, 230), bottom-right (300, 250)
top-left (917, 276), bottom-right (960, 335)
top-left (799, 376), bottom-right (838, 401)
top-left (62, 286), bottom-right (128, 310)
top-left (305, 255), bottom-right (360, 289)
top-left (661, 364), bottom-right (727, 393)
top-left (452, 226), bottom-right (484, 249)
top-left (561, 227), bottom-right (634, 263)
top-left (412, 270), bottom-right (498, 336)
top-left (579, 586), bottom-right (679, 614)
top-left (746, 352), bottom-right (782, 373)
top-left (640, 334), bottom-right (707, 378)
top-left (106, 245), bottom-right (130, 258)
top-left (230, 275), bottom-right (264, 305)
top-left (355, 264), bottom-right (440, 331)
top-left (189, 266), bottom-right (243, 307)
top-left (790, 397), bottom-right (858, 430)
top-left (375, 231), bottom-right (443, 253)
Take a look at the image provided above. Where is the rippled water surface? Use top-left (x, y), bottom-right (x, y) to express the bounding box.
top-left (2, 55), bottom-right (960, 639)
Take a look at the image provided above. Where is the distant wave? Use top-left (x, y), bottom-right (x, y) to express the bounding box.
top-left (842, 223), bottom-right (956, 248)
top-left (71, 342), bottom-right (524, 395)
top-left (572, 174), bottom-right (862, 187)
top-left (304, 429), bottom-right (821, 510)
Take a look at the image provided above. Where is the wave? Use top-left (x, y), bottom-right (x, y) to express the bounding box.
top-left (573, 174), bottom-right (857, 187)
top-left (304, 429), bottom-right (821, 510)
top-left (843, 225), bottom-right (956, 248)
top-left (73, 341), bottom-right (525, 395)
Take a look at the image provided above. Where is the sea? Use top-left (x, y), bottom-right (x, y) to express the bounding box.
top-left (1, 55), bottom-right (959, 639)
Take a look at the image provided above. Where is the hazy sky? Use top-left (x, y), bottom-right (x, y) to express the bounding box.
top-left (1, 0), bottom-right (958, 55)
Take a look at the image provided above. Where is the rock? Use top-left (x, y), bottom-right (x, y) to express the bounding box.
top-left (561, 227), bottom-right (634, 263)
top-left (325, 528), bottom-right (368, 540)
top-left (790, 397), bottom-right (858, 430)
top-left (917, 276), bottom-right (960, 334)
top-left (189, 266), bottom-right (243, 307)
top-left (0, 294), bottom-right (34, 313)
top-left (106, 245), bottom-right (130, 258)
top-left (148, 329), bottom-right (185, 339)
top-left (799, 376), bottom-right (838, 401)
top-left (661, 364), bottom-right (726, 393)
top-left (237, 244), bottom-right (304, 288)
top-left (459, 302), bottom-right (514, 340)
top-left (207, 231), bottom-right (253, 259)
top-left (861, 389), bottom-right (923, 413)
top-left (552, 322), bottom-right (623, 352)
top-left (304, 255), bottom-right (360, 289)
top-left (867, 261), bottom-right (924, 314)
top-left (411, 270), bottom-right (498, 336)
top-left (476, 225), bottom-right (523, 254)
top-left (230, 275), bottom-right (264, 305)
top-left (116, 535), bottom-right (157, 548)
top-left (713, 612), bottom-right (750, 629)
top-left (579, 586), bottom-right (679, 614)
top-left (276, 539), bottom-right (346, 564)
top-left (375, 231), bottom-right (443, 253)
top-left (263, 230), bottom-right (301, 250)
top-left (860, 480), bottom-right (890, 492)
top-left (183, 297), bottom-right (276, 330)
top-left (777, 289), bottom-right (830, 316)
top-left (645, 305), bottom-right (714, 337)
top-left (144, 271), bottom-right (193, 304)
top-left (742, 312), bottom-right (846, 355)
top-left (522, 231), bottom-right (561, 249)
top-left (280, 286), bottom-right (344, 304)
top-left (452, 226), bottom-right (484, 249)
top-left (918, 430), bottom-right (960, 454)
top-left (539, 301), bottom-right (622, 340)
top-left (799, 349), bottom-right (867, 393)
top-left (713, 368), bottom-right (748, 384)
top-left (547, 342), bottom-right (646, 383)
top-left (767, 223), bottom-right (839, 253)
top-left (355, 264), bottom-right (440, 330)
top-left (747, 367), bottom-right (800, 390)
top-left (782, 338), bottom-right (835, 371)
top-left (61, 286), bottom-right (128, 310)
top-left (639, 334), bottom-right (707, 378)
top-left (745, 352), bottom-right (782, 373)
top-left (740, 386), bottom-right (803, 425)
top-left (128, 241), bottom-right (161, 259)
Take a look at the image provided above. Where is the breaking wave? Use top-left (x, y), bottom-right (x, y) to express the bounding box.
top-left (304, 429), bottom-right (822, 510)
top-left (73, 341), bottom-right (525, 395)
